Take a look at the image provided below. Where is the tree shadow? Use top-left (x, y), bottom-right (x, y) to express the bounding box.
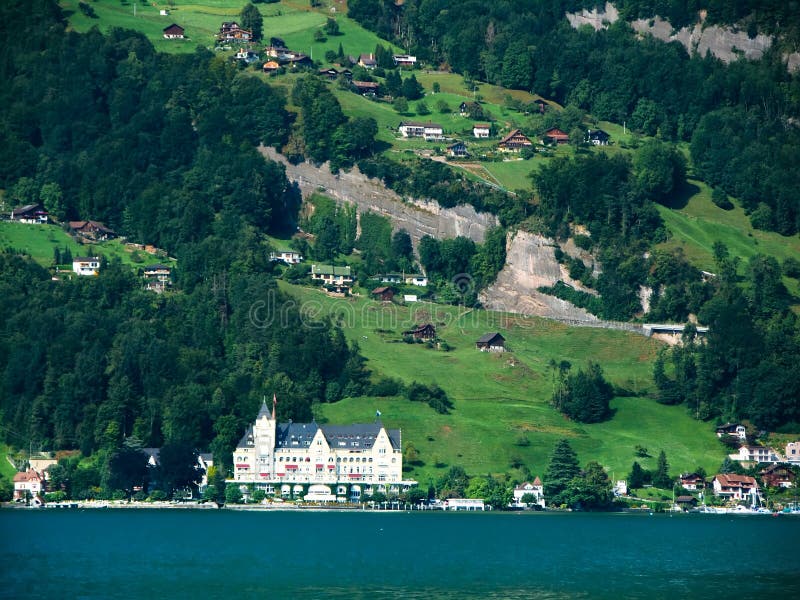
top-left (660, 180), bottom-right (699, 210)
top-left (372, 139), bottom-right (392, 154)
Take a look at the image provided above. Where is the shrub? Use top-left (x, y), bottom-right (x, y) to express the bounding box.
top-left (711, 187), bottom-right (734, 210)
top-left (370, 377), bottom-right (404, 396)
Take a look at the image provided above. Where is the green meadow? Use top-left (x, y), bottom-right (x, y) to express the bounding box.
top-left (279, 281), bottom-right (726, 482)
top-left (0, 222), bottom-right (173, 270)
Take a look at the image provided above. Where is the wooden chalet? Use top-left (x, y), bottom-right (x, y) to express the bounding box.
top-left (143, 264), bottom-right (172, 292)
top-left (476, 332), bottom-right (506, 352)
top-left (760, 464), bottom-right (796, 489)
top-left (352, 81), bottom-right (379, 96)
top-left (319, 67), bottom-right (340, 80)
top-left (447, 141), bottom-right (469, 158)
top-left (358, 53), bottom-right (377, 69)
top-left (371, 286), bottom-right (395, 302)
top-left (403, 323), bottom-right (436, 340)
top-left (586, 128), bottom-right (610, 145)
top-left (218, 22), bottom-right (252, 43)
top-left (69, 220), bottom-right (116, 241)
top-left (675, 495), bottom-right (698, 511)
top-left (542, 127), bottom-right (569, 145)
top-left (162, 24), bottom-right (185, 39)
top-left (497, 129), bottom-right (533, 151)
top-left (10, 204), bottom-right (48, 224)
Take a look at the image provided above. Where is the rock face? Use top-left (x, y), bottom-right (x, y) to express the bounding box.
top-left (260, 146), bottom-right (498, 248)
top-left (566, 2), bottom-right (799, 72)
top-left (480, 231), bottom-right (600, 322)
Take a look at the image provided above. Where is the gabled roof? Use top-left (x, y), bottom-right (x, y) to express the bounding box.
top-left (498, 129), bottom-right (531, 145)
top-left (73, 256), bottom-right (100, 262)
top-left (143, 263), bottom-right (171, 272)
top-left (544, 127), bottom-right (569, 138)
top-left (715, 473), bottom-right (757, 486)
top-left (473, 123), bottom-right (491, 129)
top-left (477, 332), bottom-right (505, 344)
top-left (13, 469), bottom-right (42, 483)
top-left (372, 286), bottom-right (392, 294)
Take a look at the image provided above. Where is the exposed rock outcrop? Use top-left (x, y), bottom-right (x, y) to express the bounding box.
top-left (261, 146), bottom-right (498, 247)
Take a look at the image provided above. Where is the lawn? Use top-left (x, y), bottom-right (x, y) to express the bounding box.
top-left (0, 444), bottom-right (17, 481)
top-left (279, 281), bottom-right (727, 482)
top-left (0, 222), bottom-right (174, 270)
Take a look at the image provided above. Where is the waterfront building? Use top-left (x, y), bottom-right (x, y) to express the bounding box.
top-left (231, 398), bottom-right (411, 502)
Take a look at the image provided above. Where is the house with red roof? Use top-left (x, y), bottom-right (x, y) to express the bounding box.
top-left (513, 478), bottom-right (545, 508)
top-left (13, 469), bottom-right (44, 501)
top-left (712, 473), bottom-right (758, 501)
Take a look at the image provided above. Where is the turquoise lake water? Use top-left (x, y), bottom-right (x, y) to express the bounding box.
top-left (1, 509), bottom-right (798, 599)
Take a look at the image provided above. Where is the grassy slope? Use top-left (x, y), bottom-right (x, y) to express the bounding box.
top-left (0, 445), bottom-right (16, 480)
top-left (0, 222), bottom-right (173, 270)
top-left (279, 281), bottom-right (725, 482)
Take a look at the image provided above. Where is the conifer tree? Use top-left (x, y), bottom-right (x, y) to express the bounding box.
top-left (544, 438), bottom-right (581, 505)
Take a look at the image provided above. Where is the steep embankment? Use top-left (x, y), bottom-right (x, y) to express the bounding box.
top-left (567, 2), bottom-right (800, 71)
top-left (480, 230), bottom-right (603, 323)
top-left (260, 146), bottom-right (498, 246)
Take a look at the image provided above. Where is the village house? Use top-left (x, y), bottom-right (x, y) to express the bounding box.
top-left (586, 128), bottom-right (610, 145)
top-left (262, 61), bottom-right (280, 74)
top-left (785, 441), bottom-right (800, 464)
top-left (398, 121), bottom-right (444, 141)
top-left (311, 264), bottom-right (353, 293)
top-left (13, 469), bottom-right (44, 501)
top-left (473, 123), bottom-right (491, 138)
top-left (498, 129), bottom-right (533, 152)
top-left (371, 286), bottom-right (395, 302)
top-left (716, 423), bottom-right (747, 440)
top-left (69, 220), bottom-right (116, 242)
top-left (404, 274), bottom-right (427, 286)
top-left (447, 141), bottom-right (469, 158)
top-left (476, 332), bottom-right (506, 352)
top-left (679, 472), bottom-right (706, 490)
top-left (378, 273), bottom-right (403, 284)
top-left (675, 495), bottom-right (698, 511)
top-left (270, 250), bottom-right (303, 264)
top-left (533, 98), bottom-right (547, 113)
top-left (72, 256), bottom-right (100, 276)
top-left (730, 445), bottom-right (780, 464)
top-left (234, 49), bottom-right (260, 64)
top-left (760, 464), bottom-right (796, 489)
top-left (358, 53), bottom-right (377, 69)
top-left (162, 24), bottom-right (185, 39)
top-left (513, 478), bottom-right (545, 508)
top-left (143, 264), bottom-right (172, 292)
top-left (10, 203), bottom-right (48, 224)
top-left (231, 398), bottom-right (408, 502)
top-left (403, 323), bottom-right (436, 340)
top-left (712, 473), bottom-right (759, 501)
top-left (319, 67), bottom-right (340, 81)
top-left (218, 22), bottom-right (252, 43)
top-left (352, 80), bottom-right (379, 96)
top-left (392, 54), bottom-right (417, 67)
top-left (542, 127), bottom-right (570, 145)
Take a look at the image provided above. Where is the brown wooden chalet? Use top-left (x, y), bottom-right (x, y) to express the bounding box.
top-left (371, 286), bottom-right (395, 302)
top-left (352, 81), bottom-right (379, 96)
top-left (69, 220), bottom-right (116, 241)
top-left (218, 22), bottom-right (252, 43)
top-left (760, 464), bottom-right (796, 489)
top-left (476, 332), bottom-right (506, 352)
top-left (162, 24), bottom-right (185, 39)
top-left (542, 127), bottom-right (569, 144)
top-left (497, 129), bottom-right (533, 151)
top-left (403, 323), bottom-right (436, 340)
top-left (10, 203), bottom-right (48, 224)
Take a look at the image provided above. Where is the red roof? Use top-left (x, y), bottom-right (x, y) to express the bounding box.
top-left (544, 127), bottom-right (569, 140)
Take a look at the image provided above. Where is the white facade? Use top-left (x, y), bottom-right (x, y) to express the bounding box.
top-left (398, 122), bottom-right (443, 140)
top-left (786, 441), bottom-right (800, 464)
top-left (730, 446), bottom-right (780, 464)
top-left (231, 400), bottom-right (407, 501)
top-left (445, 498), bottom-right (486, 511)
top-left (73, 257), bottom-right (100, 276)
top-left (270, 250), bottom-right (303, 264)
top-left (473, 125), bottom-right (490, 138)
top-left (513, 480), bottom-right (545, 508)
top-left (13, 469), bottom-right (44, 500)
top-left (404, 274), bottom-right (428, 286)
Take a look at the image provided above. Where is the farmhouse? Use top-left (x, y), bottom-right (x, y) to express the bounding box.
top-left (72, 257), bottom-right (100, 276)
top-left (679, 472), bottom-right (705, 490)
top-left (542, 127), bottom-right (569, 144)
top-left (473, 123), bottom-right (491, 138)
top-left (371, 286), bottom-right (395, 302)
top-left (231, 398), bottom-right (408, 502)
top-left (352, 80), bottom-right (379, 96)
top-left (69, 220), bottom-right (116, 241)
top-left (447, 141), bottom-right (469, 157)
top-left (10, 203), bottom-right (48, 224)
top-left (403, 323), bottom-right (436, 340)
top-left (586, 128), bottom-right (610, 145)
top-left (218, 22), bottom-right (252, 43)
top-left (760, 464), bottom-right (796, 489)
top-left (162, 24), bottom-right (184, 39)
top-left (476, 332), bottom-right (506, 352)
top-left (497, 129), bottom-right (532, 151)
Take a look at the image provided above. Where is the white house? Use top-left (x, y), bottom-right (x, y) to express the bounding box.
top-left (10, 204), bottom-right (48, 224)
top-left (473, 124), bottom-right (491, 138)
top-left (715, 423), bottom-right (747, 440)
top-left (73, 257), bottom-right (100, 276)
top-left (712, 473), bottom-right (758, 501)
top-left (404, 274), bottom-right (428, 286)
top-left (513, 478), bottom-right (545, 508)
top-left (311, 264), bottom-right (352, 292)
top-left (398, 122), bottom-right (443, 141)
top-left (729, 445), bottom-right (781, 464)
top-left (392, 54), bottom-right (417, 67)
top-left (786, 441), bottom-right (800, 464)
top-left (230, 398), bottom-right (411, 503)
top-left (13, 469), bottom-right (44, 501)
top-left (270, 250), bottom-right (303, 264)
top-left (445, 498), bottom-right (486, 511)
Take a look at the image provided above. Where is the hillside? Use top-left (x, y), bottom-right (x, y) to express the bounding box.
top-left (279, 282), bottom-right (727, 481)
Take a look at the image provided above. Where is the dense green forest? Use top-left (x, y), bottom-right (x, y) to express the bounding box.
top-left (348, 0), bottom-right (800, 235)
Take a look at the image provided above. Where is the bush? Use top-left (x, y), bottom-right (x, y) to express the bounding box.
top-left (406, 381), bottom-right (453, 414)
top-left (148, 490), bottom-right (167, 502)
top-left (711, 187), bottom-right (734, 210)
top-left (370, 377), bottom-right (404, 396)
top-left (783, 257), bottom-right (800, 279)
top-left (573, 234), bottom-right (592, 250)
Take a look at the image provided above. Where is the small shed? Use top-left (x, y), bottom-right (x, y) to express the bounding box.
top-left (476, 332), bottom-right (506, 352)
top-left (371, 286), bottom-right (394, 302)
top-left (675, 495), bottom-right (698, 511)
top-left (403, 323), bottom-right (436, 340)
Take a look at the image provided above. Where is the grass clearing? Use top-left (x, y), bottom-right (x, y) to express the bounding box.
top-left (279, 281), bottom-right (727, 481)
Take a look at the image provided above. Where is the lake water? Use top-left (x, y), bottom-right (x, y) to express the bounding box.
top-left (1, 508), bottom-right (798, 599)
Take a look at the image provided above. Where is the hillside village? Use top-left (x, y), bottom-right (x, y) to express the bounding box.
top-left (1, 1), bottom-right (799, 516)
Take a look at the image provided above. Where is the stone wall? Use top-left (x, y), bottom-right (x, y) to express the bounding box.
top-left (260, 146), bottom-right (498, 248)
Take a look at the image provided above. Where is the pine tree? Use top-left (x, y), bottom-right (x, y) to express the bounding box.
top-left (628, 461), bottom-right (646, 489)
top-left (544, 438), bottom-right (581, 505)
top-left (653, 450), bottom-right (671, 488)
